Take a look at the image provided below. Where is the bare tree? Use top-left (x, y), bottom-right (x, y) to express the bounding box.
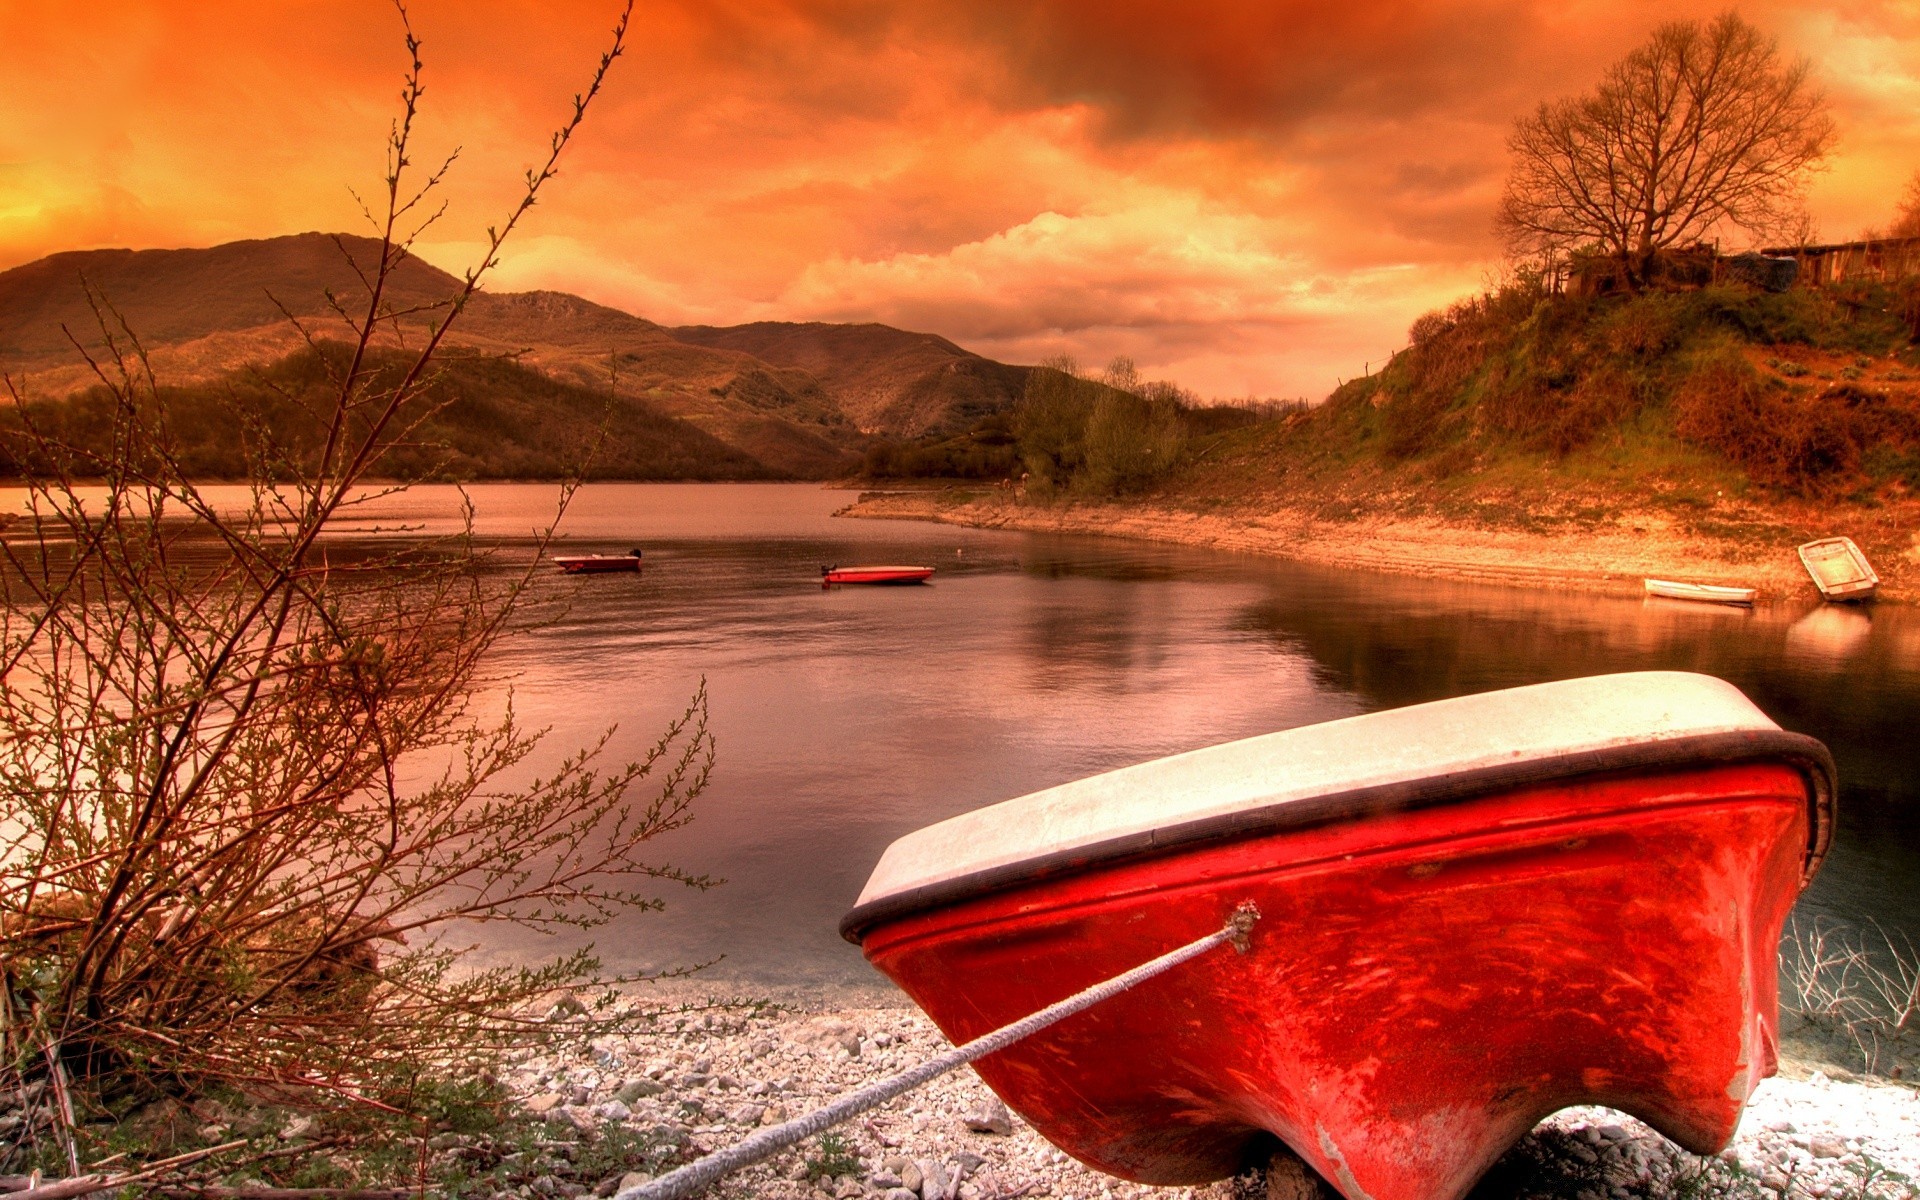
top-left (1497, 12), bottom-right (1835, 288)
top-left (0, 0), bottom-right (721, 1169)
top-left (1887, 170), bottom-right (1920, 239)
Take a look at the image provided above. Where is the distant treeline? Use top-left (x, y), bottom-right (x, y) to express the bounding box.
top-left (0, 345), bottom-right (781, 482)
top-left (862, 358), bottom-right (1261, 496)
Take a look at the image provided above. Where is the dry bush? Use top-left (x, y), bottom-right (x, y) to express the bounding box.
top-left (1676, 360), bottom-right (1920, 492)
top-left (0, 0), bottom-right (706, 1170)
top-left (1484, 363), bottom-right (1645, 458)
top-left (1384, 273), bottom-right (1564, 460)
top-left (1381, 310), bottom-right (1490, 459)
top-left (1781, 917), bottom-right (1920, 1075)
top-left (1673, 354), bottom-right (1865, 490)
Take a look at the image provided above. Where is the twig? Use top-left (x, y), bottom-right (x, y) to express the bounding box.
top-left (154, 1182), bottom-right (412, 1190)
top-left (5, 1140), bottom-right (247, 1199)
top-left (42, 1040), bottom-right (79, 1177)
top-left (153, 1138), bottom-right (352, 1189)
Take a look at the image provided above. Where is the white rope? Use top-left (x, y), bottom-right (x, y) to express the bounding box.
top-left (617, 903), bottom-right (1259, 1200)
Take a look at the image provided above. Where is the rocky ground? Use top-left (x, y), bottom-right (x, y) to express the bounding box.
top-left (470, 1000), bottom-right (1920, 1200)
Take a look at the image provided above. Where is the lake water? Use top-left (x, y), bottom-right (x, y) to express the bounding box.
top-left (159, 483), bottom-right (1920, 988)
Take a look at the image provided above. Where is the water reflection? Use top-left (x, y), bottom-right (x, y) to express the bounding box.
top-left (1233, 574), bottom-right (1920, 945)
top-left (25, 483), bottom-right (1906, 987)
top-left (1785, 605), bottom-right (1874, 665)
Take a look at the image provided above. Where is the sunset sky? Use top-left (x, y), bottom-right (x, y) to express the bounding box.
top-left (5, 1), bottom-right (1920, 400)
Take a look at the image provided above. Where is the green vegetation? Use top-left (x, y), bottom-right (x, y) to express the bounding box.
top-left (804, 1130), bottom-right (862, 1181)
top-left (863, 357), bottom-right (1259, 496)
top-left (866, 277), bottom-right (1920, 511)
top-left (862, 412), bottom-right (1022, 480)
top-left (1293, 274), bottom-right (1920, 499)
top-left (0, 343), bottom-right (781, 482)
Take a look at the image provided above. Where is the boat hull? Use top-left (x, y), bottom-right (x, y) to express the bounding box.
top-left (822, 566), bottom-right (934, 585)
top-left (855, 762), bottom-right (1816, 1200)
top-left (556, 555), bottom-right (642, 574)
top-left (1644, 579), bottom-right (1756, 605)
top-left (1797, 537), bottom-right (1878, 602)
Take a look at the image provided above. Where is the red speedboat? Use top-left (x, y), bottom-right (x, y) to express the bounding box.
top-left (554, 549), bottom-right (643, 574)
top-left (841, 673), bottom-right (1834, 1200)
top-left (820, 564), bottom-right (934, 585)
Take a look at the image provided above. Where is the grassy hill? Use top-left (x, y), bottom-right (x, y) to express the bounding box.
top-left (0, 345), bottom-right (776, 482)
top-left (0, 234), bottom-right (1033, 478)
top-left (1171, 278), bottom-right (1920, 520)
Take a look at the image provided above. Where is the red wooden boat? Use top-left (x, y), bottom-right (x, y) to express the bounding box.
top-left (554, 549), bottom-right (643, 574)
top-left (820, 564), bottom-right (934, 585)
top-left (842, 672), bottom-right (1834, 1200)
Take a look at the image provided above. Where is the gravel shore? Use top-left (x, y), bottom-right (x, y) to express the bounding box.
top-left (486, 996), bottom-right (1920, 1200)
top-left (835, 490), bottom-right (1920, 605)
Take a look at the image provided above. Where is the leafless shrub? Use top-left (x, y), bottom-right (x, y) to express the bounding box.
top-left (1781, 917), bottom-right (1920, 1075)
top-left (0, 0), bottom-right (707, 1168)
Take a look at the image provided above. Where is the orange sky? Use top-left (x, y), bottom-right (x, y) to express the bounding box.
top-left (5, 0), bottom-right (1920, 399)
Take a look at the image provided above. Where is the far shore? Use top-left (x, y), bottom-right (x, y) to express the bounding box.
top-left (837, 487), bottom-right (1919, 605)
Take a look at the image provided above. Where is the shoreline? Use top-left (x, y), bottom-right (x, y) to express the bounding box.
top-left (491, 995), bottom-right (1920, 1200)
top-left (835, 489), bottom-right (1918, 604)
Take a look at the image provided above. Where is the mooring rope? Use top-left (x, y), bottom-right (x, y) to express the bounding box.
top-left (617, 903), bottom-right (1259, 1200)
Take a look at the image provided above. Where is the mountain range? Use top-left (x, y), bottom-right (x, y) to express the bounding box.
top-left (0, 233), bottom-right (1032, 478)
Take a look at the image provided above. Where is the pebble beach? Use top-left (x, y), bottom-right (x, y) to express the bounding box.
top-left (481, 997), bottom-right (1920, 1200)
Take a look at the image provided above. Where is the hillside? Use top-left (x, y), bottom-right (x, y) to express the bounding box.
top-left (0, 234), bottom-right (1031, 478)
top-left (0, 346), bottom-right (776, 483)
top-left (1191, 279), bottom-right (1920, 511)
top-left (845, 280), bottom-right (1920, 601)
top-left (669, 321), bottom-right (1030, 437)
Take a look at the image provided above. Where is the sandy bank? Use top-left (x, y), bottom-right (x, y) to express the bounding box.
top-left (837, 490), bottom-right (1919, 604)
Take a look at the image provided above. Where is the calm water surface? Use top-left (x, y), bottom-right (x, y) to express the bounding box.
top-left (245, 483), bottom-right (1920, 986)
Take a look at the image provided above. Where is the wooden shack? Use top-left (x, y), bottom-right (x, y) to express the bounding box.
top-left (1759, 236), bottom-right (1920, 287)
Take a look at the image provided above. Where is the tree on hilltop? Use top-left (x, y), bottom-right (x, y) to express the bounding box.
top-left (1498, 12), bottom-right (1835, 288)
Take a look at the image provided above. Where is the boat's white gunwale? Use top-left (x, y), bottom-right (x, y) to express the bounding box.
top-left (843, 673), bottom-right (1834, 940)
top-left (842, 728), bottom-right (1833, 941)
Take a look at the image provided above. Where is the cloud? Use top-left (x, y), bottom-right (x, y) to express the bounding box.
top-left (5, 0), bottom-right (1918, 399)
top-left (769, 195), bottom-right (1475, 396)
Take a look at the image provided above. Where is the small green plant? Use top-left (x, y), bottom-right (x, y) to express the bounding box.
top-left (1840, 1152), bottom-right (1920, 1200)
top-left (575, 1123), bottom-right (685, 1187)
top-left (1689, 1156), bottom-right (1771, 1200)
top-left (805, 1130), bottom-right (862, 1181)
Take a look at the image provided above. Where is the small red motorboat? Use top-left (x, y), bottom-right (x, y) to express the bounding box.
top-left (554, 549), bottom-right (643, 574)
top-left (820, 564), bottom-right (934, 585)
top-left (841, 672), bottom-right (1834, 1200)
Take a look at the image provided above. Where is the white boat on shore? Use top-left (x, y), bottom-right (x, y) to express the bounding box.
top-left (1797, 537), bottom-right (1878, 602)
top-left (1643, 578), bottom-right (1757, 606)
